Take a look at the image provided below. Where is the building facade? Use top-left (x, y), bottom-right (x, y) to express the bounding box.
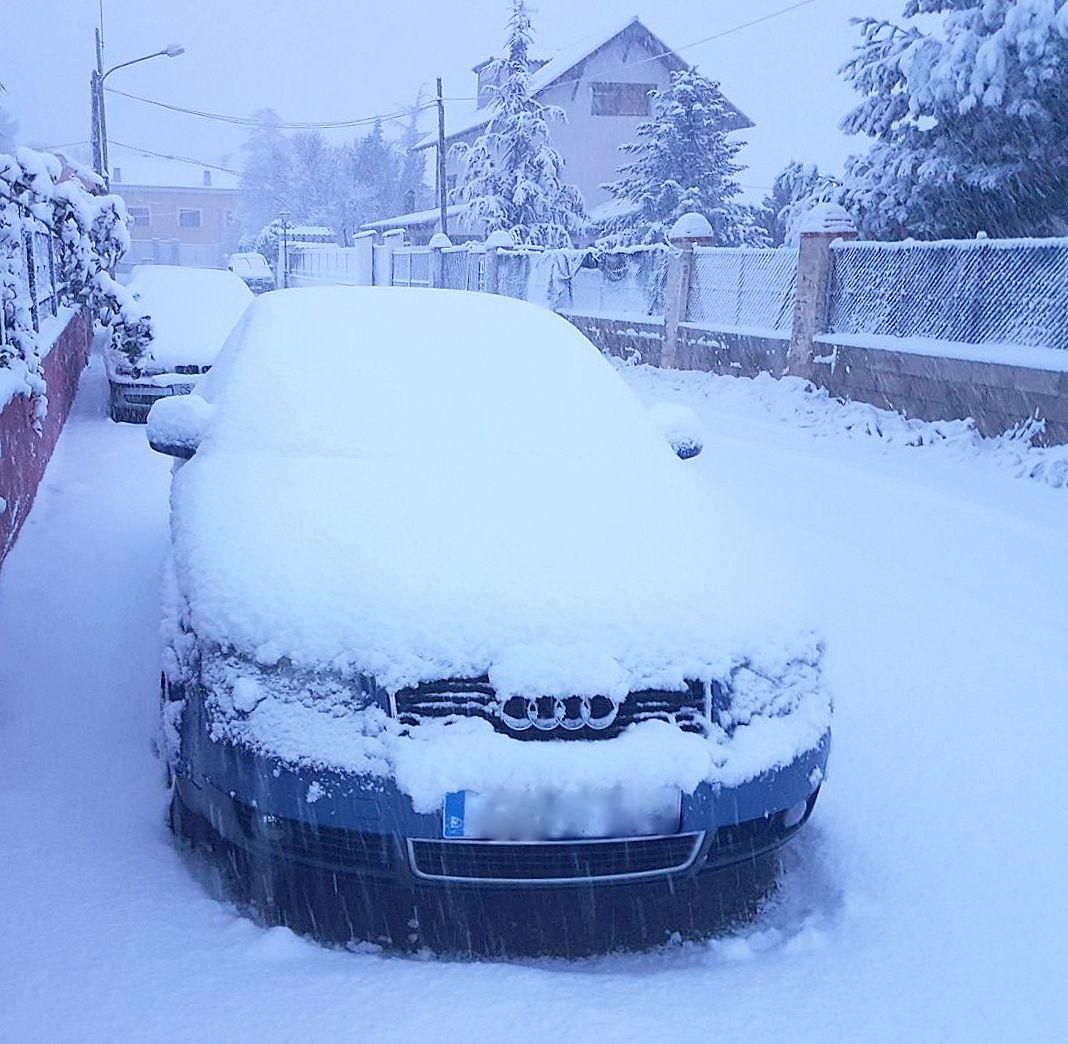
top-left (368, 17), bottom-right (751, 243)
top-left (110, 147), bottom-right (241, 269)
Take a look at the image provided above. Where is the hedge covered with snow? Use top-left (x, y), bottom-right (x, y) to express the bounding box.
top-left (0, 148), bottom-right (145, 415)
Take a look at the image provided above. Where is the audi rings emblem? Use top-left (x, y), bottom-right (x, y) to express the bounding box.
top-left (499, 694), bottom-right (619, 732)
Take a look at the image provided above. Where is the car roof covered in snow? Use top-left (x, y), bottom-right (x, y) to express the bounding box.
top-left (130, 265), bottom-right (254, 369)
top-left (170, 287), bottom-right (812, 695)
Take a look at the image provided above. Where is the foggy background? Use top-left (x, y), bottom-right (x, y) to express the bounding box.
top-left (3, 0), bottom-right (901, 200)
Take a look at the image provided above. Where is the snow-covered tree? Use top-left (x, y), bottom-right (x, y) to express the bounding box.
top-left (238, 110), bottom-right (295, 236)
top-left (758, 162), bottom-right (843, 246)
top-left (841, 1), bottom-right (1068, 239)
top-left (599, 69), bottom-right (761, 247)
top-left (450, 0), bottom-right (586, 247)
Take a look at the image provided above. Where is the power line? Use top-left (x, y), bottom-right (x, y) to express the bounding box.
top-left (104, 87), bottom-right (435, 130)
top-left (535, 0), bottom-right (825, 95)
top-left (109, 140), bottom-right (241, 176)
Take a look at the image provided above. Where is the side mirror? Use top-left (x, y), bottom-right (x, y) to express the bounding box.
top-left (649, 402), bottom-right (704, 460)
top-left (147, 393), bottom-right (212, 459)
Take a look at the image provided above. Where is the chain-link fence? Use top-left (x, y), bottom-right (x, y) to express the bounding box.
top-left (686, 246), bottom-right (797, 336)
top-left (827, 239), bottom-right (1068, 352)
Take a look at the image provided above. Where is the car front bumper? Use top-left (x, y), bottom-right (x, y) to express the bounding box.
top-left (173, 691), bottom-right (829, 889)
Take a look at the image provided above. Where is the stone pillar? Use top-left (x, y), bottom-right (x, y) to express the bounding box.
top-left (428, 232), bottom-right (452, 289)
top-left (663, 213), bottom-right (715, 370)
top-left (483, 229), bottom-right (516, 295)
top-left (787, 204), bottom-right (858, 380)
top-left (381, 228), bottom-right (406, 287)
top-left (350, 230), bottom-right (375, 286)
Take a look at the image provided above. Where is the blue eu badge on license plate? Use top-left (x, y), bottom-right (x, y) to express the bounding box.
top-left (443, 791), bottom-right (466, 838)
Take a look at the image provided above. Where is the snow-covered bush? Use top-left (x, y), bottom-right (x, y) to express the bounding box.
top-left (1, 147), bottom-right (141, 403)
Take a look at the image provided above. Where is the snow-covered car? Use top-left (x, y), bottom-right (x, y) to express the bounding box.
top-left (105, 265), bottom-right (253, 423)
top-left (149, 287), bottom-right (831, 954)
top-left (226, 251), bottom-right (276, 294)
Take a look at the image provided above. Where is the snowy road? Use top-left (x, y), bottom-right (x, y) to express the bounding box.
top-left (2, 352), bottom-right (1067, 1043)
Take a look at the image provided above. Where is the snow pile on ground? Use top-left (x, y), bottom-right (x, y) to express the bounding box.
top-left (114, 265), bottom-right (253, 372)
top-left (619, 362), bottom-right (1068, 489)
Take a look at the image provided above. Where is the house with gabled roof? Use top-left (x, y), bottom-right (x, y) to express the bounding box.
top-left (365, 16), bottom-right (752, 243)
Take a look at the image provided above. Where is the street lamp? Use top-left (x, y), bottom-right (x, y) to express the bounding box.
top-left (90, 30), bottom-right (185, 179)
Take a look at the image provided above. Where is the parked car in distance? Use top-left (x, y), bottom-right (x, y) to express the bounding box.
top-left (149, 287), bottom-right (831, 956)
top-left (227, 251), bottom-right (276, 294)
top-left (105, 265), bottom-right (253, 423)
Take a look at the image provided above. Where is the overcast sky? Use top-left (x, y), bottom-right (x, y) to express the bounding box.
top-left (3, 0), bottom-right (902, 199)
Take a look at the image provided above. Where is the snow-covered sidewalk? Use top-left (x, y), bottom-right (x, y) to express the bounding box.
top-left (1, 352), bottom-right (1066, 1043)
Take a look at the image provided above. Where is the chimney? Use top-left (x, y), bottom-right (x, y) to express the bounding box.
top-left (202, 169), bottom-right (212, 187)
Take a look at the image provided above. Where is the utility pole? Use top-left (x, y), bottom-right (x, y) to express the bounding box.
top-left (436, 77), bottom-right (448, 238)
top-left (90, 27), bottom-right (105, 175)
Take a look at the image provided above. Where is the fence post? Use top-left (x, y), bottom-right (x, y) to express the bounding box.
top-left (428, 232), bottom-right (452, 289)
top-left (381, 229), bottom-right (406, 287)
top-left (787, 204), bottom-right (857, 379)
top-left (350, 230), bottom-right (376, 286)
top-left (663, 213), bottom-right (714, 369)
top-left (484, 229), bottom-right (515, 294)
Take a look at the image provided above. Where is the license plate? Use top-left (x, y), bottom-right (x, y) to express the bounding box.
top-left (169, 383), bottom-right (194, 395)
top-left (442, 786), bottom-right (681, 841)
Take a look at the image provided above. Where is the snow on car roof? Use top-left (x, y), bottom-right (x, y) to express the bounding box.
top-left (129, 265), bottom-right (254, 369)
top-left (173, 287), bottom-right (815, 697)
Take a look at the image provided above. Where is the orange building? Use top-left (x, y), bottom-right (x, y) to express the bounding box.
top-left (110, 145), bottom-right (241, 269)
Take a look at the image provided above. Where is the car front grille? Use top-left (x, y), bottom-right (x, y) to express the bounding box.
top-left (394, 678), bottom-right (711, 740)
top-left (407, 833), bottom-right (704, 883)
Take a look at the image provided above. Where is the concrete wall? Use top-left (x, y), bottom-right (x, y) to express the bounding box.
top-left (0, 309), bottom-right (91, 571)
top-left (561, 313), bottom-right (664, 367)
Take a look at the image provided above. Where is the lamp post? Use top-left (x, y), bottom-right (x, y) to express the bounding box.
top-left (90, 30), bottom-right (184, 180)
top-left (279, 210), bottom-right (290, 288)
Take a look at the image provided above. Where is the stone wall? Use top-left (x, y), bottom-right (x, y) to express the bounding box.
top-left (676, 326), bottom-right (788, 377)
top-left (0, 309), bottom-right (91, 570)
top-left (813, 340), bottom-right (1068, 445)
top-left (561, 313), bottom-right (664, 367)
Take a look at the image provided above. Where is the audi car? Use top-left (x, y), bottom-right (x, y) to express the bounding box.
top-left (149, 286), bottom-right (831, 956)
top-left (105, 265), bottom-right (253, 423)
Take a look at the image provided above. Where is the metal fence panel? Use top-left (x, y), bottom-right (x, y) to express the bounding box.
top-left (827, 239), bottom-right (1068, 351)
top-left (686, 247), bottom-right (797, 336)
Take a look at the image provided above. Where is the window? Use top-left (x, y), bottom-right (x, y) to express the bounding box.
top-left (178, 209), bottom-right (202, 229)
top-left (590, 82), bottom-right (655, 117)
top-left (127, 206), bottom-right (150, 228)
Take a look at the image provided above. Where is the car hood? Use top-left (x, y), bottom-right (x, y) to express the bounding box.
top-left (169, 442), bottom-right (817, 697)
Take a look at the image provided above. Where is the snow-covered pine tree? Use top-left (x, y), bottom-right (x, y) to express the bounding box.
top-left (599, 69), bottom-right (761, 247)
top-left (841, 1), bottom-right (1068, 239)
top-left (450, 0), bottom-right (586, 247)
top-left (758, 162), bottom-right (843, 246)
top-left (238, 109), bottom-right (295, 238)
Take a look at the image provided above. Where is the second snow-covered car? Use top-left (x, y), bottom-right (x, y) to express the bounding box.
top-left (150, 287), bottom-right (831, 955)
top-left (226, 251), bottom-right (276, 294)
top-left (106, 265), bottom-right (253, 423)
